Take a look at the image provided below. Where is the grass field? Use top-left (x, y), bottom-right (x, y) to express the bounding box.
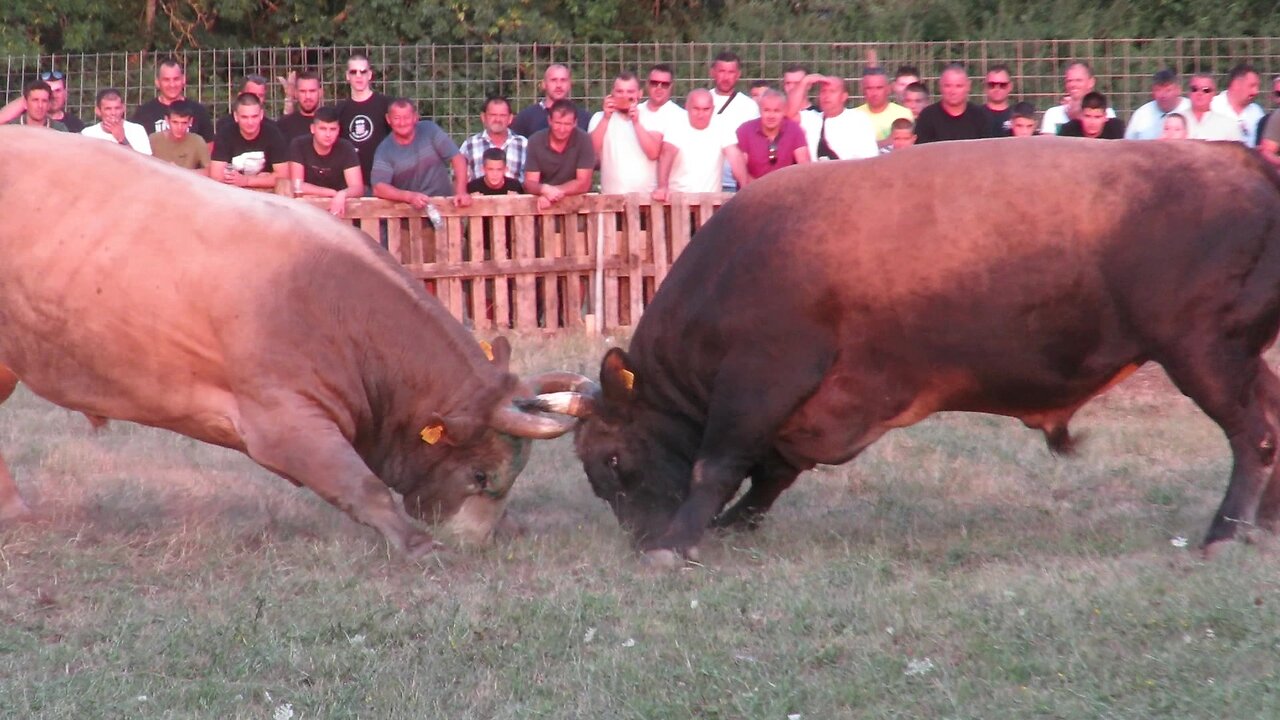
top-left (2, 333), bottom-right (1279, 719)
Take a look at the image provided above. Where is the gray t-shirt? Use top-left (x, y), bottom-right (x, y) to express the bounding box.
top-left (524, 127), bottom-right (596, 187)
top-left (370, 120), bottom-right (459, 196)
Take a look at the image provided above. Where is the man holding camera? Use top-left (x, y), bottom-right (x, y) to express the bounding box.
top-left (589, 72), bottom-right (665, 194)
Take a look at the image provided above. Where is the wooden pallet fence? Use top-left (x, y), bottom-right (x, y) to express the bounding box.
top-left (284, 190), bottom-right (733, 332)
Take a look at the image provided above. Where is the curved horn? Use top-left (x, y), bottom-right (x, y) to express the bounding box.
top-left (490, 403), bottom-right (577, 440)
top-left (524, 371), bottom-right (599, 418)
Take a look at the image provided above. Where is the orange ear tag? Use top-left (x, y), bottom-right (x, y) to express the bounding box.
top-left (479, 340), bottom-right (494, 361)
top-left (621, 369), bottom-right (635, 391)
top-left (420, 423), bottom-right (445, 445)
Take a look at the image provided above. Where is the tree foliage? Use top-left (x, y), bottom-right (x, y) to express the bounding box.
top-left (5, 0), bottom-right (1280, 57)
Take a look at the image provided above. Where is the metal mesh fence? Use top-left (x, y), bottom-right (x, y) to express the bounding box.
top-left (5, 39), bottom-right (1280, 137)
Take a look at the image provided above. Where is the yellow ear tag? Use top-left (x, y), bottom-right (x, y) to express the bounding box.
top-left (479, 340), bottom-right (494, 361)
top-left (621, 369), bottom-right (635, 391)
top-left (420, 423), bottom-right (445, 445)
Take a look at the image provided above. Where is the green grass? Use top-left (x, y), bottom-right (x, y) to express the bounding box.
top-left (3, 334), bottom-right (1280, 719)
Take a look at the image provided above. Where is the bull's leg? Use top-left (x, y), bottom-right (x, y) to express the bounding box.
top-left (713, 451), bottom-right (802, 531)
top-left (1161, 352), bottom-right (1278, 554)
top-left (1251, 366), bottom-right (1280, 533)
top-left (0, 364), bottom-right (32, 522)
top-left (241, 419), bottom-right (440, 559)
top-left (643, 346), bottom-right (831, 560)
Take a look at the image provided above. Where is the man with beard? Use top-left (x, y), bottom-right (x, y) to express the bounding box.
top-left (277, 69), bottom-right (326, 142)
top-left (131, 58), bottom-right (215, 142)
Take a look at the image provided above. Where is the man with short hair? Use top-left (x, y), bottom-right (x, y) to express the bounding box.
top-left (337, 53), bottom-right (392, 188)
top-left (511, 64), bottom-right (591, 137)
top-left (149, 101), bottom-right (211, 170)
top-left (82, 88), bottom-right (152, 153)
top-left (749, 80), bottom-right (772, 102)
top-left (277, 70), bottom-right (325, 142)
top-left (590, 72), bottom-right (664, 194)
top-left (901, 82), bottom-right (929, 120)
top-left (1211, 63), bottom-right (1265, 148)
top-left (1125, 69), bottom-right (1190, 140)
top-left (708, 50), bottom-right (760, 191)
top-left (1057, 92), bottom-right (1125, 139)
top-left (982, 64), bottom-right (1015, 137)
top-left (1008, 102), bottom-right (1039, 137)
top-left (467, 147), bottom-right (525, 196)
top-left (851, 67), bottom-right (913, 148)
top-left (289, 105), bottom-right (363, 217)
top-left (638, 64), bottom-right (686, 136)
top-left (1183, 73), bottom-right (1243, 142)
top-left (131, 58), bottom-right (215, 142)
top-left (1255, 75), bottom-right (1280, 147)
top-left (458, 96), bottom-right (527, 182)
top-left (793, 74), bottom-right (878, 160)
top-left (886, 117), bottom-right (916, 151)
top-left (216, 75), bottom-right (279, 138)
top-left (782, 63), bottom-right (814, 118)
top-left (371, 98), bottom-right (470, 209)
top-left (914, 64), bottom-right (993, 143)
top-left (733, 89), bottom-right (809, 187)
top-left (1040, 61), bottom-right (1115, 135)
top-left (652, 89), bottom-right (741, 201)
top-left (893, 66), bottom-right (922, 105)
top-left (209, 93), bottom-right (289, 188)
top-left (1, 70), bottom-right (85, 131)
top-left (3, 80), bottom-right (67, 130)
top-left (524, 99), bottom-right (596, 211)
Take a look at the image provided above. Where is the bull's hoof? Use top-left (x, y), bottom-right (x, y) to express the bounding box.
top-left (1200, 538), bottom-right (1234, 561)
top-left (403, 533), bottom-right (444, 560)
top-left (639, 548), bottom-right (683, 570)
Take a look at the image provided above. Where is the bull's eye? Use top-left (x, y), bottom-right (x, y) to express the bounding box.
top-left (473, 470), bottom-right (489, 488)
top-left (606, 455), bottom-right (620, 471)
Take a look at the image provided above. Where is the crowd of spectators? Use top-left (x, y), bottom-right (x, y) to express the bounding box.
top-left (5, 51), bottom-right (1280, 217)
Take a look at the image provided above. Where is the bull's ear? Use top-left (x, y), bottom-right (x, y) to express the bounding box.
top-left (600, 347), bottom-right (636, 406)
top-left (485, 336), bottom-right (513, 372)
top-left (421, 412), bottom-right (486, 447)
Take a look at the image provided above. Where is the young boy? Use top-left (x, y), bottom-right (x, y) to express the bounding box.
top-left (149, 100), bottom-right (211, 170)
top-left (467, 147), bottom-right (525, 195)
top-left (1008, 101), bottom-right (1039, 137)
top-left (885, 117), bottom-right (916, 152)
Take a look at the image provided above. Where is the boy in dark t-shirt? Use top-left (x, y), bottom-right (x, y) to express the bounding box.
top-left (288, 106), bottom-right (363, 217)
top-left (466, 148), bottom-right (525, 195)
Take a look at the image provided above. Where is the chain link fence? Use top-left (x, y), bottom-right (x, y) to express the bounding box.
top-left (5, 39), bottom-right (1280, 137)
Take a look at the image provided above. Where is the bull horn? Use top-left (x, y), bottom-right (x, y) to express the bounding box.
top-left (524, 371), bottom-right (599, 418)
top-left (490, 402), bottom-right (577, 440)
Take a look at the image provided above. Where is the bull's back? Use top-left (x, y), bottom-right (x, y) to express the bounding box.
top-left (0, 127), bottom-right (390, 436)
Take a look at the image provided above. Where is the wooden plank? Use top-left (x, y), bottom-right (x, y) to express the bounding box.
top-left (492, 216), bottom-right (511, 329)
top-left (601, 209), bottom-right (621, 330)
top-left (513, 214), bottom-right (537, 331)
top-left (443, 212), bottom-right (465, 320)
top-left (624, 195), bottom-right (644, 328)
top-left (650, 196), bottom-right (670, 289)
top-left (387, 218), bottom-right (403, 261)
top-left (541, 213), bottom-right (560, 329)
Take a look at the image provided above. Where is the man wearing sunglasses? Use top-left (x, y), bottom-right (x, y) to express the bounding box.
top-left (0, 71), bottom-right (82, 132)
top-left (1182, 73), bottom-right (1243, 142)
top-left (337, 53), bottom-right (391, 189)
top-left (638, 64), bottom-right (685, 138)
top-left (131, 58), bottom-right (215, 143)
top-left (1124, 69), bottom-right (1190, 140)
top-left (981, 65), bottom-right (1014, 136)
top-left (733, 89), bottom-right (808, 187)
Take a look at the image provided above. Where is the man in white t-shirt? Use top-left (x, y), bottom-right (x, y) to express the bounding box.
top-left (708, 50), bottom-right (759, 191)
top-left (653, 89), bottom-right (740, 200)
top-left (589, 72), bottom-right (663, 194)
top-left (1183, 73), bottom-right (1243, 142)
top-left (637, 63), bottom-right (686, 138)
top-left (793, 75), bottom-right (878, 161)
top-left (1210, 63), bottom-right (1265, 148)
top-left (1124, 68), bottom-right (1190, 140)
top-left (81, 88), bottom-right (152, 154)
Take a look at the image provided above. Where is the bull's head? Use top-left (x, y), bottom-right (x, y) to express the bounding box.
top-left (533, 348), bottom-right (696, 549)
top-left (399, 337), bottom-right (578, 544)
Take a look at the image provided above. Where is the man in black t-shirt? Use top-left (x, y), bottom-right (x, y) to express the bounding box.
top-left (277, 69), bottom-right (326, 142)
top-left (289, 106), bottom-right (363, 217)
top-left (209, 93), bottom-right (289, 190)
top-left (130, 57), bottom-right (215, 142)
top-left (914, 63), bottom-right (994, 144)
top-left (337, 53), bottom-right (391, 189)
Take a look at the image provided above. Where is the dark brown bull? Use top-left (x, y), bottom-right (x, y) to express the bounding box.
top-left (0, 126), bottom-right (573, 556)
top-left (544, 137), bottom-right (1280, 566)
